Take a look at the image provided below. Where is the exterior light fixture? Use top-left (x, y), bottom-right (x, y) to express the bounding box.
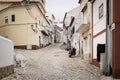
top-left (31, 24), bottom-right (36, 32)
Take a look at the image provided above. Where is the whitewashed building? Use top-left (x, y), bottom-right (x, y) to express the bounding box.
top-left (0, 36), bottom-right (14, 79)
top-left (45, 13), bottom-right (55, 44)
top-left (54, 25), bottom-right (63, 43)
top-left (63, 6), bottom-right (80, 52)
top-left (77, 0), bottom-right (92, 62)
top-left (55, 21), bottom-right (66, 43)
top-left (92, 0), bottom-right (106, 67)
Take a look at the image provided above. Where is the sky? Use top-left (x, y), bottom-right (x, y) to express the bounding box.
top-left (46, 0), bottom-right (79, 21)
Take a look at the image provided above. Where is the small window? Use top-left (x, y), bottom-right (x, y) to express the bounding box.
top-left (4, 36), bottom-right (8, 38)
top-left (84, 37), bottom-right (88, 51)
top-left (5, 16), bottom-right (8, 24)
top-left (72, 27), bottom-right (75, 34)
top-left (99, 3), bottom-right (104, 19)
top-left (11, 15), bottom-right (15, 22)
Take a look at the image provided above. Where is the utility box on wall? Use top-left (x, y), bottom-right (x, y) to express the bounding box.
top-left (0, 36), bottom-right (14, 79)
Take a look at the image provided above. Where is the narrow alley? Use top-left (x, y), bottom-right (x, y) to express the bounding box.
top-left (1, 0), bottom-right (120, 79)
top-left (2, 44), bottom-right (111, 80)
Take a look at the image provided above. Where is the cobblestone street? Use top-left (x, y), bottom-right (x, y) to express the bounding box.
top-left (2, 44), bottom-right (113, 80)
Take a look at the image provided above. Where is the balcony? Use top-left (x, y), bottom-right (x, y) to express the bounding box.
top-left (40, 26), bottom-right (49, 36)
top-left (76, 24), bottom-right (90, 33)
top-left (41, 30), bottom-right (48, 36)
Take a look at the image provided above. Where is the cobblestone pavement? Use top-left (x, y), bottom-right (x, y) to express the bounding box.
top-left (2, 43), bottom-right (116, 80)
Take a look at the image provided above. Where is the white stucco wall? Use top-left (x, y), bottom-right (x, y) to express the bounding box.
top-left (93, 0), bottom-right (106, 35)
top-left (93, 32), bottom-right (106, 58)
top-left (64, 6), bottom-right (81, 49)
top-left (93, 16), bottom-right (106, 35)
top-left (0, 36), bottom-right (14, 67)
top-left (93, 0), bottom-right (106, 25)
top-left (93, 0), bottom-right (106, 59)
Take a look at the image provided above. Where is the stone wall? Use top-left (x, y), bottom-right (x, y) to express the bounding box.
top-left (0, 65), bottom-right (14, 79)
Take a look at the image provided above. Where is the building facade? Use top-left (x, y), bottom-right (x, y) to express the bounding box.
top-left (0, 0), bottom-right (52, 49)
top-left (63, 12), bottom-right (74, 50)
top-left (63, 6), bottom-right (81, 54)
top-left (45, 13), bottom-right (55, 44)
top-left (54, 25), bottom-right (63, 43)
top-left (92, 0), bottom-right (107, 67)
top-left (92, 0), bottom-right (120, 78)
top-left (55, 21), bottom-right (66, 43)
top-left (77, 0), bottom-right (92, 62)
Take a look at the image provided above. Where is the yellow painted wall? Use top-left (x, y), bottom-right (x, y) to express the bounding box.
top-left (0, 3), bottom-right (12, 11)
top-left (0, 5), bottom-right (48, 46)
top-left (0, 6), bottom-right (35, 26)
top-left (0, 24), bottom-right (39, 46)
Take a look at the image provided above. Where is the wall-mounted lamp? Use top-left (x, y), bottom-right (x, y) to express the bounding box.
top-left (31, 24), bottom-right (37, 32)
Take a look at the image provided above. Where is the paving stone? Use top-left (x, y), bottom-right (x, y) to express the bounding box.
top-left (0, 65), bottom-right (14, 79)
top-left (2, 44), bottom-right (114, 80)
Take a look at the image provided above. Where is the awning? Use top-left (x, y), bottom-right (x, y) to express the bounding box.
top-left (76, 24), bottom-right (90, 33)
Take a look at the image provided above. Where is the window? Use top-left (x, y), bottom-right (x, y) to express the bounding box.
top-left (5, 16), bottom-right (8, 24)
top-left (71, 27), bottom-right (75, 34)
top-left (4, 36), bottom-right (8, 38)
top-left (82, 5), bottom-right (87, 24)
top-left (84, 37), bottom-right (88, 51)
top-left (99, 3), bottom-right (104, 19)
top-left (11, 15), bottom-right (15, 22)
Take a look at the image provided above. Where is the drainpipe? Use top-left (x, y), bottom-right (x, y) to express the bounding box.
top-left (106, 0), bottom-right (111, 76)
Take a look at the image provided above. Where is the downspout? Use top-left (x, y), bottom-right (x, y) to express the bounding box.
top-left (106, 0), bottom-right (109, 75)
top-left (106, 0), bottom-right (112, 76)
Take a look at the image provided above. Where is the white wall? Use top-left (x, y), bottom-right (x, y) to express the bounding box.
top-left (93, 16), bottom-right (106, 35)
top-left (93, 0), bottom-right (106, 25)
top-left (0, 36), bottom-right (14, 67)
top-left (93, 0), bottom-right (106, 59)
top-left (67, 6), bottom-right (81, 47)
top-left (93, 32), bottom-right (106, 58)
top-left (93, 0), bottom-right (106, 35)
